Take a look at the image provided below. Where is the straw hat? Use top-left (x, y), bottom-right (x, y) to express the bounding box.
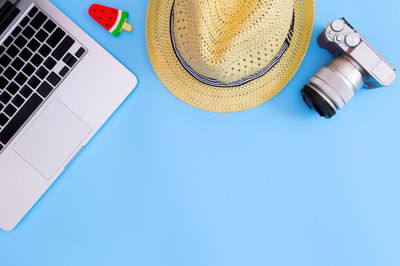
top-left (146, 0), bottom-right (314, 113)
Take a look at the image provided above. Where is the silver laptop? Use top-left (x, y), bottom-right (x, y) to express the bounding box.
top-left (0, 0), bottom-right (137, 231)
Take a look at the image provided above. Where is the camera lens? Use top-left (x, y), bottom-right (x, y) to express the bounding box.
top-left (301, 84), bottom-right (336, 118)
top-left (301, 54), bottom-right (366, 118)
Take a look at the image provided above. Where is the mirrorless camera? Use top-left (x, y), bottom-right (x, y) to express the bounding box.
top-left (301, 18), bottom-right (396, 118)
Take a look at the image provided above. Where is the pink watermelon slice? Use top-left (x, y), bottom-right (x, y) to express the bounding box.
top-left (89, 4), bottom-right (132, 36)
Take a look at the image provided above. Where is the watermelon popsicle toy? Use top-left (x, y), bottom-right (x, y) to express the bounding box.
top-left (89, 4), bottom-right (133, 37)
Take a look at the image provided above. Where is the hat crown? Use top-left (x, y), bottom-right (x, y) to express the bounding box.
top-left (173, 0), bottom-right (294, 83)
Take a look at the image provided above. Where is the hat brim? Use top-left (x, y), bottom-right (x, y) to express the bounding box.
top-left (146, 0), bottom-right (315, 113)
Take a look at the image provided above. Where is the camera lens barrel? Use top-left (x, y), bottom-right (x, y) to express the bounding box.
top-left (301, 55), bottom-right (366, 118)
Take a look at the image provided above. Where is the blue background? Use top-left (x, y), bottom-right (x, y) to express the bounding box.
top-left (1, 0), bottom-right (400, 265)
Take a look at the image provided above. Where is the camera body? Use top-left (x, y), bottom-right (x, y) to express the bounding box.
top-left (319, 18), bottom-right (395, 88)
top-left (301, 18), bottom-right (396, 118)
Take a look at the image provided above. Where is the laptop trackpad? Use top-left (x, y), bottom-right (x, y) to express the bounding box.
top-left (14, 99), bottom-right (91, 180)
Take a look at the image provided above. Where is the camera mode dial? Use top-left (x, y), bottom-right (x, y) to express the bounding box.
top-left (331, 19), bottom-right (345, 32)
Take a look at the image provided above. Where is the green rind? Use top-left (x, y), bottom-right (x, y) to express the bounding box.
top-left (112, 11), bottom-right (129, 36)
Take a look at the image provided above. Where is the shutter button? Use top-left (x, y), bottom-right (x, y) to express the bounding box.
top-left (346, 33), bottom-right (361, 47)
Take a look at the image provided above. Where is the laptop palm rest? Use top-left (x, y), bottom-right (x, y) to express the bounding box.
top-left (13, 98), bottom-right (91, 180)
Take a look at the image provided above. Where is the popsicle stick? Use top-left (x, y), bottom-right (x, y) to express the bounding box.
top-left (122, 22), bottom-right (133, 32)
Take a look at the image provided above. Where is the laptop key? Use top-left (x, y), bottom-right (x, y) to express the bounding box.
top-left (43, 57), bottom-right (56, 70)
top-left (12, 94), bottom-right (25, 108)
top-left (59, 66), bottom-right (69, 77)
top-left (15, 72), bottom-right (28, 86)
top-left (11, 57), bottom-right (24, 71)
top-left (0, 54), bottom-right (11, 67)
top-left (0, 46), bottom-right (5, 55)
top-left (47, 28), bottom-right (65, 48)
top-left (38, 44), bottom-right (51, 57)
top-left (0, 113), bottom-right (8, 127)
top-left (0, 93), bottom-right (43, 144)
top-left (20, 16), bottom-right (30, 27)
top-left (0, 91), bottom-right (12, 104)
top-left (6, 45), bottom-right (19, 58)
top-left (63, 53), bottom-right (77, 67)
top-left (20, 85), bottom-right (33, 98)
top-left (27, 39), bottom-right (41, 52)
top-left (35, 29), bottom-right (49, 42)
top-left (3, 36), bottom-right (13, 47)
top-left (43, 20), bottom-right (56, 33)
top-left (28, 6), bottom-right (38, 17)
top-left (28, 76), bottom-right (41, 89)
top-left (0, 143), bottom-right (3, 151)
top-left (4, 67), bottom-right (17, 80)
top-left (19, 48), bottom-right (33, 61)
top-left (52, 36), bottom-right (74, 60)
top-left (22, 63), bottom-right (36, 76)
top-left (30, 11), bottom-right (47, 29)
top-left (11, 26), bottom-right (22, 37)
top-left (35, 66), bottom-right (49, 79)
top-left (22, 26), bottom-right (35, 39)
top-left (14, 35), bottom-right (28, 49)
top-left (6, 82), bottom-right (19, 95)
top-left (46, 72), bottom-right (61, 87)
top-left (75, 47), bottom-right (86, 58)
top-left (36, 81), bottom-right (54, 98)
top-left (31, 54), bottom-right (44, 67)
top-left (0, 77), bottom-right (8, 89)
top-left (4, 104), bottom-right (17, 117)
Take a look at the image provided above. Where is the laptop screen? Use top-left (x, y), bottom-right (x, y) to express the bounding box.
top-left (0, 0), bottom-right (21, 6)
top-left (0, 0), bottom-right (21, 36)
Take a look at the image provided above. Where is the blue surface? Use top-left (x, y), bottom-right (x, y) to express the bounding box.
top-left (1, 0), bottom-right (400, 265)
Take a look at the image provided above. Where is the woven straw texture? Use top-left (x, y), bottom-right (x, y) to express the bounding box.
top-left (147, 0), bottom-right (314, 113)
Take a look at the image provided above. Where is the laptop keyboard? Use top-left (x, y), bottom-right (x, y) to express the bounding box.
top-left (0, 5), bottom-right (87, 152)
